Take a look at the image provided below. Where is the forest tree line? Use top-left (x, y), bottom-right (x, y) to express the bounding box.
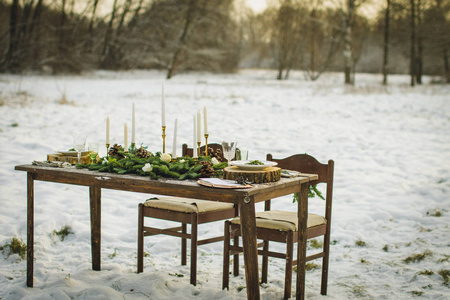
top-left (0, 0), bottom-right (449, 84)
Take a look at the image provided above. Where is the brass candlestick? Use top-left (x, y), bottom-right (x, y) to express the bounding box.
top-left (130, 143), bottom-right (136, 152)
top-left (197, 141), bottom-right (201, 157)
top-left (106, 143), bottom-right (110, 158)
top-left (204, 134), bottom-right (209, 156)
top-left (162, 126), bottom-right (166, 153)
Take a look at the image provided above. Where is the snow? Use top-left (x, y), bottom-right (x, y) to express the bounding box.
top-left (1, 70), bottom-right (449, 299)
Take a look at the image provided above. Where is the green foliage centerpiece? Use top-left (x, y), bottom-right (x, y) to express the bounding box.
top-left (77, 144), bottom-right (227, 180)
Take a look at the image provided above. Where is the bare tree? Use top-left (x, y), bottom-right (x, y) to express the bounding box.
top-left (410, 0), bottom-right (416, 86)
top-left (101, 0), bottom-right (118, 67)
top-left (382, 0), bottom-right (390, 85)
top-left (270, 0), bottom-right (303, 80)
top-left (303, 5), bottom-right (344, 81)
top-left (3, 0), bottom-right (20, 72)
top-left (167, 0), bottom-right (197, 79)
top-left (415, 0), bottom-right (423, 84)
top-left (336, 0), bottom-right (367, 84)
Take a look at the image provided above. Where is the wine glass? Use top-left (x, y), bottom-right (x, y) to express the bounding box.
top-left (73, 132), bottom-right (87, 164)
top-left (221, 141), bottom-right (237, 165)
top-left (88, 143), bottom-right (99, 164)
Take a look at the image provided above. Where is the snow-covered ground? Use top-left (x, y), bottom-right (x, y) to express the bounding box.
top-left (0, 70), bottom-right (449, 299)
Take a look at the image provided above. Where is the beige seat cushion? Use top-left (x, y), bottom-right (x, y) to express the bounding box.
top-left (143, 196), bottom-right (234, 213)
top-left (230, 210), bottom-right (326, 231)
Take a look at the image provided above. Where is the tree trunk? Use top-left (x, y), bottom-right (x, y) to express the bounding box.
top-left (31, 0), bottom-right (44, 70)
top-left (167, 0), bottom-right (197, 79)
top-left (415, 0), bottom-right (423, 84)
top-left (89, 0), bottom-right (99, 35)
top-left (410, 0), bottom-right (416, 87)
top-left (382, 0), bottom-right (390, 85)
top-left (102, 0), bottom-right (118, 58)
top-left (444, 48), bottom-right (450, 83)
top-left (4, 0), bottom-right (20, 72)
top-left (127, 0), bottom-right (145, 31)
top-left (344, 0), bottom-right (354, 85)
top-left (57, 0), bottom-right (67, 68)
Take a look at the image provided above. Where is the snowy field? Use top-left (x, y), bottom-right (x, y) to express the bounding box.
top-left (0, 70), bottom-right (449, 299)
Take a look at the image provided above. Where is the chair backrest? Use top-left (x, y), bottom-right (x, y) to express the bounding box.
top-left (266, 153), bottom-right (334, 222)
top-left (182, 143), bottom-right (225, 161)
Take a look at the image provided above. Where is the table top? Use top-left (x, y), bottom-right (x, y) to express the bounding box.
top-left (15, 164), bottom-right (318, 203)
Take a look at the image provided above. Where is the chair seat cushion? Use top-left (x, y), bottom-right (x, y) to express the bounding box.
top-left (143, 196), bottom-right (234, 213)
top-left (230, 210), bottom-right (326, 231)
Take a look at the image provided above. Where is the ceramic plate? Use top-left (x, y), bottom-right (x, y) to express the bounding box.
top-left (57, 150), bottom-right (90, 156)
top-left (229, 160), bottom-right (278, 171)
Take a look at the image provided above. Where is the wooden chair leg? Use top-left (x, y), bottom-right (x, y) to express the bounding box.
top-left (262, 199), bottom-right (271, 283)
top-left (223, 221), bottom-right (230, 290)
top-left (284, 231), bottom-right (294, 300)
top-left (182, 223), bottom-right (187, 266)
top-left (261, 240), bottom-right (269, 284)
top-left (190, 213), bottom-right (198, 286)
top-left (137, 204), bottom-right (144, 273)
top-left (233, 234), bottom-right (239, 276)
top-left (321, 233), bottom-right (331, 295)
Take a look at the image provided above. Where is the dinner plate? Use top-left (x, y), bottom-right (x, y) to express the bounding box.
top-left (229, 160), bottom-right (278, 171)
top-left (57, 150), bottom-right (90, 156)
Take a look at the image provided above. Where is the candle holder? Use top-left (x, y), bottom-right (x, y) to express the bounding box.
top-left (106, 143), bottom-right (110, 158)
top-left (130, 143), bottom-right (136, 152)
top-left (204, 134), bottom-right (209, 156)
top-left (197, 142), bottom-right (201, 157)
top-left (162, 126), bottom-right (166, 153)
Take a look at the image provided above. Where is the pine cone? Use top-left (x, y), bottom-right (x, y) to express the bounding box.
top-left (108, 144), bottom-right (125, 159)
top-left (202, 147), bottom-right (222, 162)
top-left (135, 147), bottom-right (151, 159)
top-left (199, 161), bottom-right (215, 178)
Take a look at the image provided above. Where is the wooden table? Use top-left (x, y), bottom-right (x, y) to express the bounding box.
top-left (15, 164), bottom-right (317, 299)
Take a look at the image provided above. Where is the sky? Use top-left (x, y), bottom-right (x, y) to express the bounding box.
top-left (246, 0), bottom-right (268, 12)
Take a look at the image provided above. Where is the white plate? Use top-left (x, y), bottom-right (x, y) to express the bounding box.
top-left (57, 150), bottom-right (90, 156)
top-left (229, 160), bottom-right (278, 171)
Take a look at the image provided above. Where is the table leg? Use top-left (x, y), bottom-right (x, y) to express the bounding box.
top-left (27, 172), bottom-right (34, 287)
top-left (90, 186), bottom-right (101, 271)
top-left (239, 196), bottom-right (260, 300)
top-left (296, 183), bottom-right (309, 300)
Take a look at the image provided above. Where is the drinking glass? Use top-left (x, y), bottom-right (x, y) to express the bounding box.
top-left (221, 141), bottom-right (237, 165)
top-left (73, 132), bottom-right (87, 164)
top-left (240, 150), bottom-right (249, 160)
top-left (88, 143), bottom-right (99, 164)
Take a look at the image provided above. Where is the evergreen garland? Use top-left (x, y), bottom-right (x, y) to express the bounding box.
top-left (76, 146), bottom-right (226, 181)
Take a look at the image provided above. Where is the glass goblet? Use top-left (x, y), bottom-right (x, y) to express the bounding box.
top-left (221, 141), bottom-right (237, 165)
top-left (88, 143), bottom-right (99, 164)
top-left (73, 132), bottom-right (87, 164)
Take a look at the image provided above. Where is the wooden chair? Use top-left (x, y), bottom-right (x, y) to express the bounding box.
top-left (137, 143), bottom-right (238, 286)
top-left (222, 154), bottom-right (334, 299)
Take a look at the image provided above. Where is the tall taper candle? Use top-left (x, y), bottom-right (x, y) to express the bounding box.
top-left (106, 116), bottom-right (110, 145)
top-left (193, 115), bottom-right (198, 158)
top-left (132, 102), bottom-right (135, 144)
top-left (197, 110), bottom-right (201, 143)
top-left (203, 106), bottom-right (208, 135)
top-left (172, 118), bottom-right (178, 158)
top-left (124, 123), bottom-right (128, 151)
top-left (162, 84), bottom-right (166, 127)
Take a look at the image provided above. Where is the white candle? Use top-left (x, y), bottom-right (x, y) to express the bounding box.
top-left (106, 116), bottom-right (110, 145)
top-left (197, 110), bottom-right (201, 143)
top-left (193, 115), bottom-right (198, 158)
top-left (124, 123), bottom-right (128, 151)
top-left (132, 102), bottom-right (135, 144)
top-left (203, 106), bottom-right (208, 135)
top-left (161, 84), bottom-right (166, 127)
top-left (172, 118), bottom-right (178, 158)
